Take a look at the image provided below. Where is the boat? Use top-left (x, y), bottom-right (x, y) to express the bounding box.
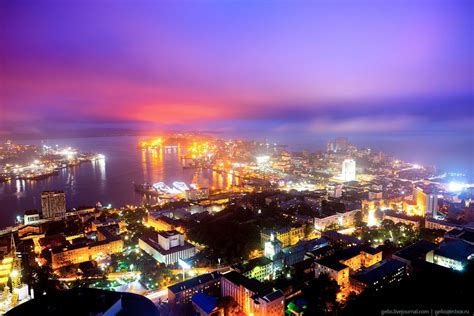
top-left (172, 181), bottom-right (189, 192)
top-left (134, 181), bottom-right (191, 197)
top-left (19, 170), bottom-right (59, 180)
top-left (134, 182), bottom-right (161, 197)
top-left (152, 182), bottom-right (181, 194)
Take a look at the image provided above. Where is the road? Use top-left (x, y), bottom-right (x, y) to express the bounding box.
top-left (145, 288), bottom-right (168, 304)
top-left (57, 271), bottom-right (141, 282)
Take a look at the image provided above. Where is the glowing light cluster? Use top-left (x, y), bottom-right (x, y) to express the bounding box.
top-left (448, 181), bottom-right (466, 192)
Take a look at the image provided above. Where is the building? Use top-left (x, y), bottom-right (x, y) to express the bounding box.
top-left (444, 227), bottom-right (474, 245)
top-left (341, 159), bottom-right (356, 182)
top-left (433, 239), bottom-right (474, 271)
top-left (314, 246), bottom-right (382, 287)
top-left (139, 231), bottom-right (196, 265)
top-left (424, 218), bottom-right (461, 231)
top-left (368, 190), bottom-right (383, 201)
top-left (7, 288), bottom-right (158, 316)
top-left (327, 137), bottom-right (349, 153)
top-left (350, 259), bottom-right (407, 293)
top-left (416, 187), bottom-right (438, 217)
top-left (147, 212), bottom-right (184, 233)
top-left (392, 240), bottom-right (437, 274)
top-left (221, 271), bottom-right (284, 316)
top-left (41, 191), bottom-right (66, 219)
top-left (321, 230), bottom-right (362, 247)
top-left (168, 272), bottom-right (222, 304)
top-left (91, 218), bottom-right (126, 233)
top-left (279, 238), bottom-right (328, 266)
top-left (185, 188), bottom-right (210, 201)
top-left (51, 228), bottom-right (123, 269)
top-left (335, 137), bottom-right (349, 152)
top-left (232, 256), bottom-right (273, 282)
top-left (23, 210), bottom-right (40, 225)
top-left (314, 256), bottom-right (350, 287)
top-left (327, 184), bottom-right (342, 198)
top-left (314, 209), bottom-right (359, 231)
top-left (326, 141), bottom-right (336, 153)
top-left (285, 300), bottom-right (308, 316)
top-left (264, 238), bottom-right (282, 261)
top-left (383, 210), bottom-right (422, 229)
top-left (261, 224), bottom-right (305, 248)
top-left (191, 293), bottom-right (221, 316)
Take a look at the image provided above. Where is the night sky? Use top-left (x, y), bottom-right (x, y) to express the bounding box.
top-left (1, 0), bottom-right (473, 139)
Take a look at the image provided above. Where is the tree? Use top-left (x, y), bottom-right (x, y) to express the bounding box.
top-left (325, 223), bottom-right (341, 232)
top-left (302, 273), bottom-right (340, 315)
top-left (218, 296), bottom-right (240, 316)
top-left (354, 211), bottom-right (364, 228)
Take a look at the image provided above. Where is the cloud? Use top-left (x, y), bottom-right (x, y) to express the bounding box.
top-left (275, 115), bottom-right (417, 134)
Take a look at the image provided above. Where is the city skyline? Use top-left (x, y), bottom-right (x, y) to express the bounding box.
top-left (1, 0), bottom-right (473, 139)
top-left (1, 1), bottom-right (473, 314)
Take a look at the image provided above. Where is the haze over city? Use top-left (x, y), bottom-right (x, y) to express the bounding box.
top-left (0, 1), bottom-right (473, 315)
top-left (1, 1), bottom-right (473, 137)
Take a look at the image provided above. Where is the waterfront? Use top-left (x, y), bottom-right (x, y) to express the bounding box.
top-left (0, 136), bottom-right (239, 225)
top-left (0, 134), bottom-right (472, 226)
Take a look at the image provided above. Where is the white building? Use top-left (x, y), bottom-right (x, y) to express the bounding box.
top-left (327, 184), bottom-right (342, 198)
top-left (23, 210), bottom-right (41, 225)
top-left (139, 230), bottom-right (196, 265)
top-left (341, 159), bottom-right (356, 182)
top-left (314, 209), bottom-right (359, 231)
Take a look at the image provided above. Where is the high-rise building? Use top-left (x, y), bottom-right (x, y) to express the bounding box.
top-left (327, 137), bottom-right (349, 153)
top-left (341, 159), bottom-right (356, 182)
top-left (416, 187), bottom-right (438, 217)
top-left (326, 141), bottom-right (336, 153)
top-left (327, 184), bottom-right (343, 198)
top-left (335, 137), bottom-right (349, 152)
top-left (41, 191), bottom-right (66, 218)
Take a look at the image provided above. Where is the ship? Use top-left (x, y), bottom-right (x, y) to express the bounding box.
top-left (134, 181), bottom-right (192, 197)
top-left (172, 181), bottom-right (189, 192)
top-left (133, 182), bottom-right (162, 197)
top-left (18, 170), bottom-right (59, 180)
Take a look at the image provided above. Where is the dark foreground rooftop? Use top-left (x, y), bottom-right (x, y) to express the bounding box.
top-left (6, 288), bottom-right (158, 316)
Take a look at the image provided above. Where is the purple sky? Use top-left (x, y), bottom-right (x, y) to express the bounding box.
top-left (0, 0), bottom-right (473, 138)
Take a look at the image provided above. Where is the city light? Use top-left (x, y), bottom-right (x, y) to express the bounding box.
top-left (9, 269), bottom-right (19, 279)
top-left (2, 0), bottom-right (473, 312)
top-left (178, 258), bottom-right (191, 270)
top-left (367, 209), bottom-right (377, 227)
top-left (448, 181), bottom-right (466, 192)
top-left (256, 155), bottom-right (270, 164)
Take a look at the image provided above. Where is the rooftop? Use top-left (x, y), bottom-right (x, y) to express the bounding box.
top-left (233, 256), bottom-right (272, 274)
top-left (168, 272), bottom-right (221, 294)
top-left (140, 235), bottom-right (194, 255)
top-left (351, 259), bottom-right (406, 285)
top-left (384, 210), bottom-right (423, 221)
top-left (191, 293), bottom-right (218, 314)
top-left (7, 288), bottom-right (157, 316)
top-left (394, 240), bottom-right (437, 262)
top-left (446, 229), bottom-right (474, 245)
top-left (322, 230), bottom-right (363, 245)
top-left (435, 239), bottom-right (474, 262)
top-left (157, 230), bottom-right (181, 238)
top-left (316, 256), bottom-right (348, 271)
top-left (222, 271), bottom-right (270, 294)
top-left (24, 209), bottom-right (39, 216)
top-left (316, 245), bottom-right (380, 271)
